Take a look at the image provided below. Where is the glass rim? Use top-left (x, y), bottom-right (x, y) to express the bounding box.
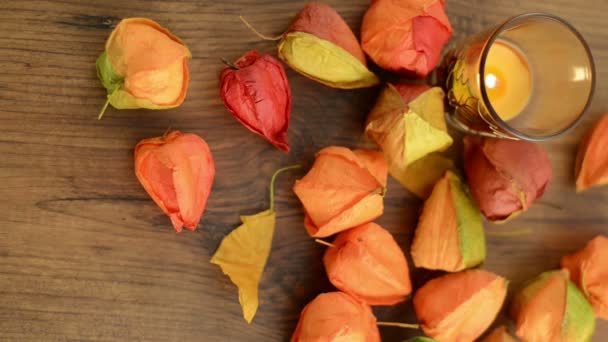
top-left (478, 12), bottom-right (596, 141)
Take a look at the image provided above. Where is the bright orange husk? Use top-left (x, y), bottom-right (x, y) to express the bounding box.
top-left (561, 235), bottom-right (608, 319)
top-left (482, 326), bottom-right (517, 342)
top-left (293, 147), bottom-right (388, 238)
top-left (411, 171), bottom-right (485, 272)
top-left (291, 292), bottom-right (381, 342)
top-left (134, 131), bottom-right (215, 232)
top-left (510, 269), bottom-right (596, 342)
top-left (576, 114), bottom-right (608, 192)
top-left (105, 18), bottom-right (191, 107)
top-left (413, 270), bottom-right (508, 342)
top-left (323, 222), bottom-right (412, 306)
top-left (361, 0), bottom-right (453, 77)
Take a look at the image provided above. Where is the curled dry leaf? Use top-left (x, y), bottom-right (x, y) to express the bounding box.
top-left (361, 0), bottom-right (453, 77)
top-left (411, 171), bottom-right (485, 272)
top-left (323, 222), bottom-right (412, 306)
top-left (406, 338), bottom-right (437, 342)
top-left (293, 147), bottom-right (388, 238)
top-left (134, 131), bottom-right (215, 232)
top-left (464, 136), bottom-right (552, 223)
top-left (365, 83), bottom-right (453, 197)
top-left (413, 270), bottom-right (508, 342)
top-left (97, 18), bottom-right (191, 119)
top-left (276, 2), bottom-right (379, 89)
top-left (575, 114), bottom-right (608, 191)
top-left (220, 50), bottom-right (291, 152)
top-left (561, 235), bottom-right (608, 319)
top-left (211, 165), bottom-right (299, 323)
top-left (482, 326), bottom-right (516, 342)
top-left (291, 292), bottom-right (381, 342)
top-left (511, 269), bottom-right (595, 342)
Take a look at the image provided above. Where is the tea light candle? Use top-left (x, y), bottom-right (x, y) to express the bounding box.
top-left (484, 41), bottom-right (532, 121)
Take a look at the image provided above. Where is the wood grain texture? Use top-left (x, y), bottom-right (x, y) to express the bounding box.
top-left (1, 0), bottom-right (607, 341)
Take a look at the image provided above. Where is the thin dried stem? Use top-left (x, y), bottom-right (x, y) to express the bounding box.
top-left (97, 96), bottom-right (111, 120)
top-left (269, 165), bottom-right (301, 212)
top-left (239, 15), bottom-right (283, 41)
top-left (221, 58), bottom-right (239, 70)
top-left (376, 322), bottom-right (420, 330)
top-left (314, 239), bottom-right (335, 248)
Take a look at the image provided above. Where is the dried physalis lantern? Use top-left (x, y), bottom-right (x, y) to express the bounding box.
top-left (482, 326), bottom-right (517, 342)
top-left (323, 222), bottom-right (412, 305)
top-left (561, 235), bottom-right (608, 319)
top-left (220, 51), bottom-right (291, 152)
top-left (134, 131), bottom-right (215, 232)
top-left (575, 114), bottom-right (608, 191)
top-left (293, 147), bottom-right (388, 238)
top-left (242, 2), bottom-right (379, 89)
top-left (97, 18), bottom-right (191, 119)
top-left (365, 83), bottom-right (453, 197)
top-left (291, 292), bottom-right (381, 342)
top-left (211, 166), bottom-right (299, 323)
top-left (413, 270), bottom-right (508, 342)
top-left (411, 171), bottom-right (485, 272)
top-left (464, 136), bottom-right (552, 223)
top-left (511, 269), bottom-right (595, 342)
top-left (361, 0), bottom-right (453, 77)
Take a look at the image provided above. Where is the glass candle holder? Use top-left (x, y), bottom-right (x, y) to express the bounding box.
top-left (440, 13), bottom-right (595, 140)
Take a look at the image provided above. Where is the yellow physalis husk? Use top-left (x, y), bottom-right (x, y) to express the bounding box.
top-left (278, 32), bottom-right (379, 89)
top-left (210, 165), bottom-right (299, 323)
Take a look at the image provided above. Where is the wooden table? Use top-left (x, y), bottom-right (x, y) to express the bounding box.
top-left (1, 0), bottom-right (607, 341)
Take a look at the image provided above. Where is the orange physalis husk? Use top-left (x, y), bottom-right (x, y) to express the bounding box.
top-left (361, 0), bottom-right (453, 77)
top-left (411, 171), bottom-right (486, 272)
top-left (561, 235), bottom-right (608, 319)
top-left (511, 269), bottom-right (595, 342)
top-left (365, 83), bottom-right (453, 198)
top-left (293, 146), bottom-right (388, 238)
top-left (482, 326), bottom-right (516, 342)
top-left (575, 114), bottom-right (608, 192)
top-left (464, 136), bottom-right (552, 223)
top-left (274, 2), bottom-right (379, 89)
top-left (97, 18), bottom-right (191, 119)
top-left (323, 222), bottom-right (412, 306)
top-left (211, 165), bottom-right (299, 323)
top-left (291, 292), bottom-right (381, 342)
top-left (413, 270), bottom-right (508, 342)
top-left (134, 130), bottom-right (214, 232)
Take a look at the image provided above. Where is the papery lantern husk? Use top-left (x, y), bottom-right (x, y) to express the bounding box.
top-left (291, 292), bottom-right (381, 342)
top-left (561, 235), bottom-right (608, 319)
top-left (413, 270), bottom-right (508, 342)
top-left (464, 136), bottom-right (552, 223)
top-left (365, 83), bottom-right (453, 197)
top-left (323, 222), bottom-right (412, 306)
top-left (277, 2), bottom-right (379, 89)
top-left (511, 269), bottom-right (596, 342)
top-left (97, 18), bottom-right (191, 116)
top-left (411, 171), bottom-right (485, 272)
top-left (134, 131), bottom-right (215, 232)
top-left (482, 326), bottom-right (517, 342)
top-left (293, 146), bottom-right (388, 238)
top-left (575, 114), bottom-right (608, 192)
top-left (220, 50), bottom-right (291, 152)
top-left (361, 0), bottom-right (453, 77)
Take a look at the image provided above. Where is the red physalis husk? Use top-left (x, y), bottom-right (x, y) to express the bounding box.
top-left (220, 50), bottom-right (291, 152)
